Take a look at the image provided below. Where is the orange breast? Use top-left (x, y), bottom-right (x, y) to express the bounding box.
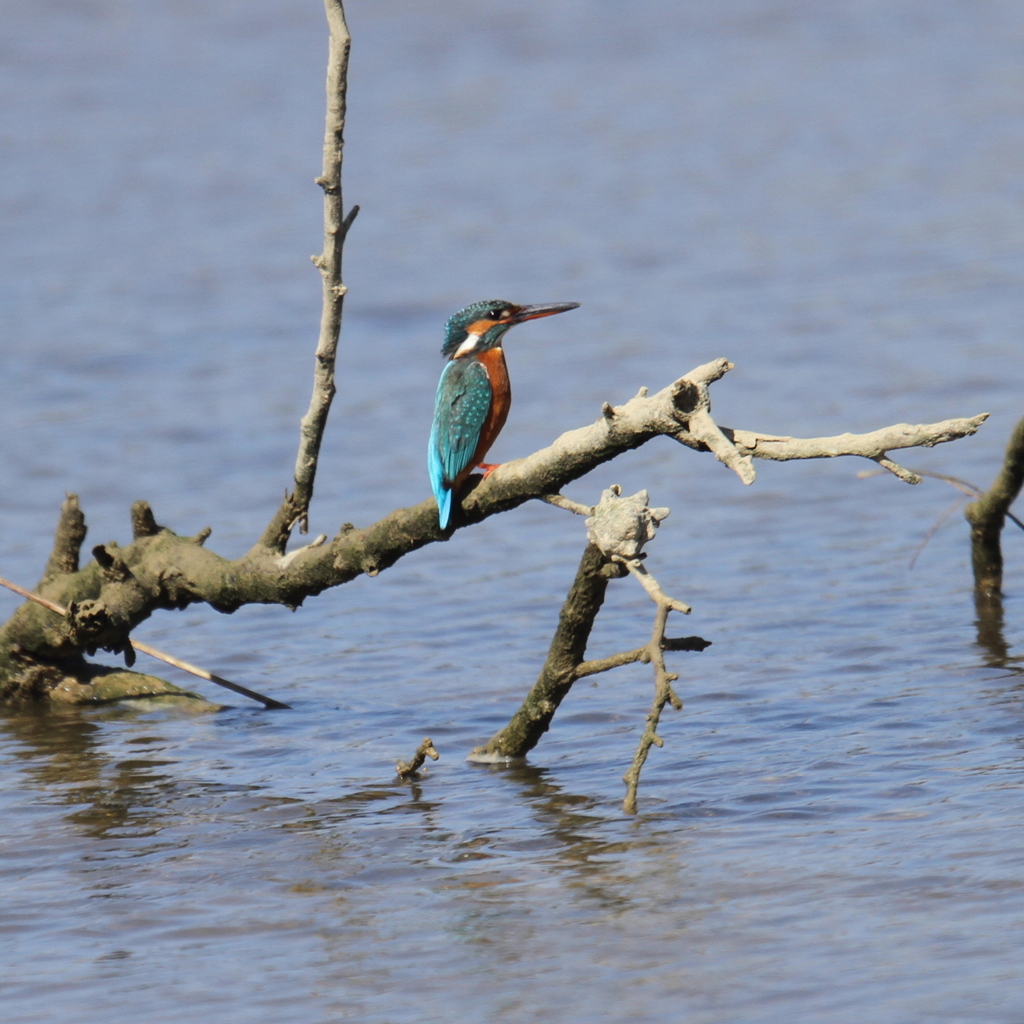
top-left (456, 347), bottom-right (511, 488)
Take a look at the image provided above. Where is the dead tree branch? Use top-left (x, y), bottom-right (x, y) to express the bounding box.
top-left (715, 417), bottom-right (988, 483)
top-left (261, 0), bottom-right (356, 552)
top-left (469, 488), bottom-right (709, 787)
top-left (468, 542), bottom-right (625, 763)
top-left (0, 357), bottom-right (986, 704)
top-left (965, 415), bottom-right (1024, 599)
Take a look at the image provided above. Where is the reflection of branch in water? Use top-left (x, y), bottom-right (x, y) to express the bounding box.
top-left (493, 763), bottom-right (678, 912)
top-left (975, 596), bottom-right (1011, 668)
top-left (0, 707), bottom-right (184, 840)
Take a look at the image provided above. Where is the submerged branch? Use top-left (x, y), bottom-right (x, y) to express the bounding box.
top-left (396, 737), bottom-right (440, 778)
top-left (468, 543), bottom-right (622, 763)
top-left (964, 414), bottom-right (1024, 599)
top-left (469, 488), bottom-right (709, 792)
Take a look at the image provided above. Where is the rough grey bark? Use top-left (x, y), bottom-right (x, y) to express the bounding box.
top-left (964, 415), bottom-right (1024, 599)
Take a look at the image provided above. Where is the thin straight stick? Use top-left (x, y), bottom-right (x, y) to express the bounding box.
top-left (0, 575), bottom-right (289, 710)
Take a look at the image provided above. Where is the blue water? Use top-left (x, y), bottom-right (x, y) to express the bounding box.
top-left (2, 1), bottom-right (1024, 1021)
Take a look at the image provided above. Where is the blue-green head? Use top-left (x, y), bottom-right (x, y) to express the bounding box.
top-left (441, 299), bottom-right (580, 359)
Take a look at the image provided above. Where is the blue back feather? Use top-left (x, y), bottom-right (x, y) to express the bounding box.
top-left (428, 358), bottom-right (493, 528)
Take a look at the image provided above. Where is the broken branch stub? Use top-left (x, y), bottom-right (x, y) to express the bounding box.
top-left (396, 737), bottom-right (440, 778)
top-left (585, 487), bottom-right (670, 560)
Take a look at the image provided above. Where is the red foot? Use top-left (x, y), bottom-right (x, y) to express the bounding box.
top-left (479, 463), bottom-right (502, 478)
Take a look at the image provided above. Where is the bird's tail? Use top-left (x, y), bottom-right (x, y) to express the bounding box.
top-left (436, 486), bottom-right (453, 530)
top-left (428, 428), bottom-right (453, 529)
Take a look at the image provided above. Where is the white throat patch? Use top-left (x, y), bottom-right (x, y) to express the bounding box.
top-left (453, 333), bottom-right (482, 358)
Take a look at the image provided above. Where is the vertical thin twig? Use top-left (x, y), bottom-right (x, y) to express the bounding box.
top-left (618, 558), bottom-right (685, 815)
top-left (261, 0), bottom-right (357, 552)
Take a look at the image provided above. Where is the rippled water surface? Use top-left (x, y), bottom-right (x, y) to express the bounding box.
top-left (3, 2), bottom-right (1024, 1021)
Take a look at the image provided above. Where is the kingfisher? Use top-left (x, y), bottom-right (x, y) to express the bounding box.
top-left (428, 298), bottom-right (580, 529)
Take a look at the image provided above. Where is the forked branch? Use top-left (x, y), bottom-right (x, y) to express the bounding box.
top-left (469, 487), bottom-right (709, 815)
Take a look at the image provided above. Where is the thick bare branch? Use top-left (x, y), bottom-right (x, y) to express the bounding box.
top-left (0, 360), bottom-right (987, 704)
top-left (262, 0), bottom-right (355, 552)
top-left (468, 543), bottom-right (622, 763)
top-left (965, 414), bottom-right (1024, 599)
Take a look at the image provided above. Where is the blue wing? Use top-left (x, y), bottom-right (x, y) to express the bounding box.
top-left (428, 358), bottom-right (492, 529)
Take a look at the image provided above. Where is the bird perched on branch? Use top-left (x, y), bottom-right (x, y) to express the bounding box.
top-left (428, 298), bottom-right (580, 529)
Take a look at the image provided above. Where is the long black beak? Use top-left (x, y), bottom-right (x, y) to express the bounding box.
top-left (511, 301), bottom-right (580, 323)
